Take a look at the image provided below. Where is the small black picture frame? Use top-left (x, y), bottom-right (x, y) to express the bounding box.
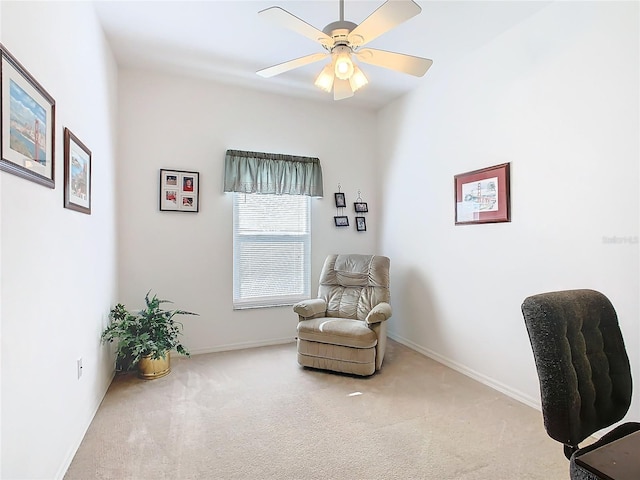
top-left (334, 216), bottom-right (349, 227)
top-left (159, 168), bottom-right (200, 212)
top-left (335, 192), bottom-right (346, 208)
top-left (356, 216), bottom-right (367, 231)
top-left (354, 202), bottom-right (368, 213)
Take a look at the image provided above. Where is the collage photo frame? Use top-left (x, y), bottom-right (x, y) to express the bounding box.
top-left (159, 168), bottom-right (199, 212)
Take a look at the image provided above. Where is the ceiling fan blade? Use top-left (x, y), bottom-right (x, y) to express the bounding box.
top-left (348, 0), bottom-right (421, 47)
top-left (257, 53), bottom-right (329, 78)
top-left (334, 78), bottom-right (354, 101)
top-left (355, 48), bottom-right (433, 77)
top-left (259, 7), bottom-right (334, 48)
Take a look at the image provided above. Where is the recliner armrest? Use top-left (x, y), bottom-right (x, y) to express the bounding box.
top-left (293, 298), bottom-right (327, 319)
top-left (365, 302), bottom-right (392, 325)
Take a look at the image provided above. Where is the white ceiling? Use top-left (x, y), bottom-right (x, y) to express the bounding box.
top-left (93, 0), bottom-right (551, 110)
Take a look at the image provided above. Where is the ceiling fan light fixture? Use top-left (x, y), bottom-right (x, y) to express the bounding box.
top-left (333, 46), bottom-right (354, 80)
top-left (314, 63), bottom-right (335, 92)
top-left (349, 66), bottom-right (368, 91)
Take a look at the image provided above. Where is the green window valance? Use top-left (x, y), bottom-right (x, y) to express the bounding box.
top-left (223, 149), bottom-right (323, 197)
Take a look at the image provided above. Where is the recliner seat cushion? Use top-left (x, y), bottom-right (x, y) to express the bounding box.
top-left (297, 317), bottom-right (377, 349)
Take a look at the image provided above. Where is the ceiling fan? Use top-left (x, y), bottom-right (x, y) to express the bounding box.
top-left (256, 0), bottom-right (433, 101)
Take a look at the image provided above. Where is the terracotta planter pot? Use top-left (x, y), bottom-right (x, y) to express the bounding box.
top-left (137, 352), bottom-right (171, 379)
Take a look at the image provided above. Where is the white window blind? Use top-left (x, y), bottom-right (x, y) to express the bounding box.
top-left (233, 192), bottom-right (311, 309)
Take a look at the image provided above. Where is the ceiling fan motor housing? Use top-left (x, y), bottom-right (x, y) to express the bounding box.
top-left (322, 21), bottom-right (359, 49)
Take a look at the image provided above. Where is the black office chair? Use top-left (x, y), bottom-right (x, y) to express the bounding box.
top-left (521, 289), bottom-right (640, 479)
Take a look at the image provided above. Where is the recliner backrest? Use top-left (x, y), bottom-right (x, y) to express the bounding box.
top-left (521, 289), bottom-right (632, 447)
top-left (318, 254), bottom-right (390, 320)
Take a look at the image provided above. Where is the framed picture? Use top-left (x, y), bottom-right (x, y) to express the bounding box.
top-left (159, 169), bottom-right (199, 212)
top-left (334, 216), bottom-right (349, 227)
top-left (335, 192), bottom-right (346, 208)
top-left (356, 216), bottom-right (367, 232)
top-left (63, 128), bottom-right (91, 214)
top-left (454, 162), bottom-right (510, 225)
top-left (0, 43), bottom-right (55, 188)
top-left (354, 202), bottom-right (368, 213)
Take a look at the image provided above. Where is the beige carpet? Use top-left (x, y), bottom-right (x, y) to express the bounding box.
top-left (64, 340), bottom-right (569, 479)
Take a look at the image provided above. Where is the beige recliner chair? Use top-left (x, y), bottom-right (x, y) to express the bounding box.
top-left (294, 254), bottom-right (392, 376)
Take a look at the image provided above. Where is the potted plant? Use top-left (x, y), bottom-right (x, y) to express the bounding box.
top-left (101, 291), bottom-right (198, 379)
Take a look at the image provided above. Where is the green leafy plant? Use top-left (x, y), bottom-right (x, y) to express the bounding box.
top-left (101, 291), bottom-right (198, 371)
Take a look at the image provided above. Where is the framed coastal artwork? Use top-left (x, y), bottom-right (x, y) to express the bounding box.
top-left (159, 169), bottom-right (199, 212)
top-left (454, 163), bottom-right (510, 225)
top-left (63, 128), bottom-right (91, 214)
top-left (0, 43), bottom-right (56, 188)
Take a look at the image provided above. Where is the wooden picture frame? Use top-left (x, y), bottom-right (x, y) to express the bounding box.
top-left (356, 216), bottom-right (367, 232)
top-left (334, 215), bottom-right (349, 227)
top-left (0, 43), bottom-right (55, 188)
top-left (354, 202), bottom-right (368, 213)
top-left (159, 169), bottom-right (199, 212)
top-left (63, 128), bottom-right (91, 214)
top-left (454, 162), bottom-right (511, 225)
top-left (335, 192), bottom-right (346, 208)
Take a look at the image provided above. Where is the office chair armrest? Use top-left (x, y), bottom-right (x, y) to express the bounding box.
top-left (365, 302), bottom-right (392, 325)
top-left (293, 298), bottom-right (327, 320)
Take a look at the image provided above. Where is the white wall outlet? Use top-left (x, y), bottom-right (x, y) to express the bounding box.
top-left (77, 358), bottom-right (83, 379)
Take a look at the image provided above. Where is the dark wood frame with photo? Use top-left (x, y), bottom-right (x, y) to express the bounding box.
top-left (0, 43), bottom-right (56, 188)
top-left (63, 128), bottom-right (91, 214)
top-left (454, 162), bottom-right (510, 225)
top-left (159, 168), bottom-right (200, 212)
top-left (355, 216), bottom-right (367, 232)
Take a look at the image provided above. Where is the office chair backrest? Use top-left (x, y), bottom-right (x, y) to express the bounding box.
top-left (521, 289), bottom-right (632, 448)
top-left (318, 254), bottom-right (390, 321)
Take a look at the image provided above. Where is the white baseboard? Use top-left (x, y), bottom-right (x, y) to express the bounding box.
top-left (56, 370), bottom-right (115, 480)
top-left (388, 333), bottom-right (542, 411)
top-left (188, 337), bottom-right (296, 356)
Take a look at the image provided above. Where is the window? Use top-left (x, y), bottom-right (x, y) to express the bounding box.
top-left (233, 192), bottom-right (311, 309)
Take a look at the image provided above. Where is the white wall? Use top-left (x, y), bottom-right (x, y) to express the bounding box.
top-left (116, 69), bottom-right (379, 354)
top-left (0, 2), bottom-right (119, 479)
top-left (379, 0), bottom-right (640, 421)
